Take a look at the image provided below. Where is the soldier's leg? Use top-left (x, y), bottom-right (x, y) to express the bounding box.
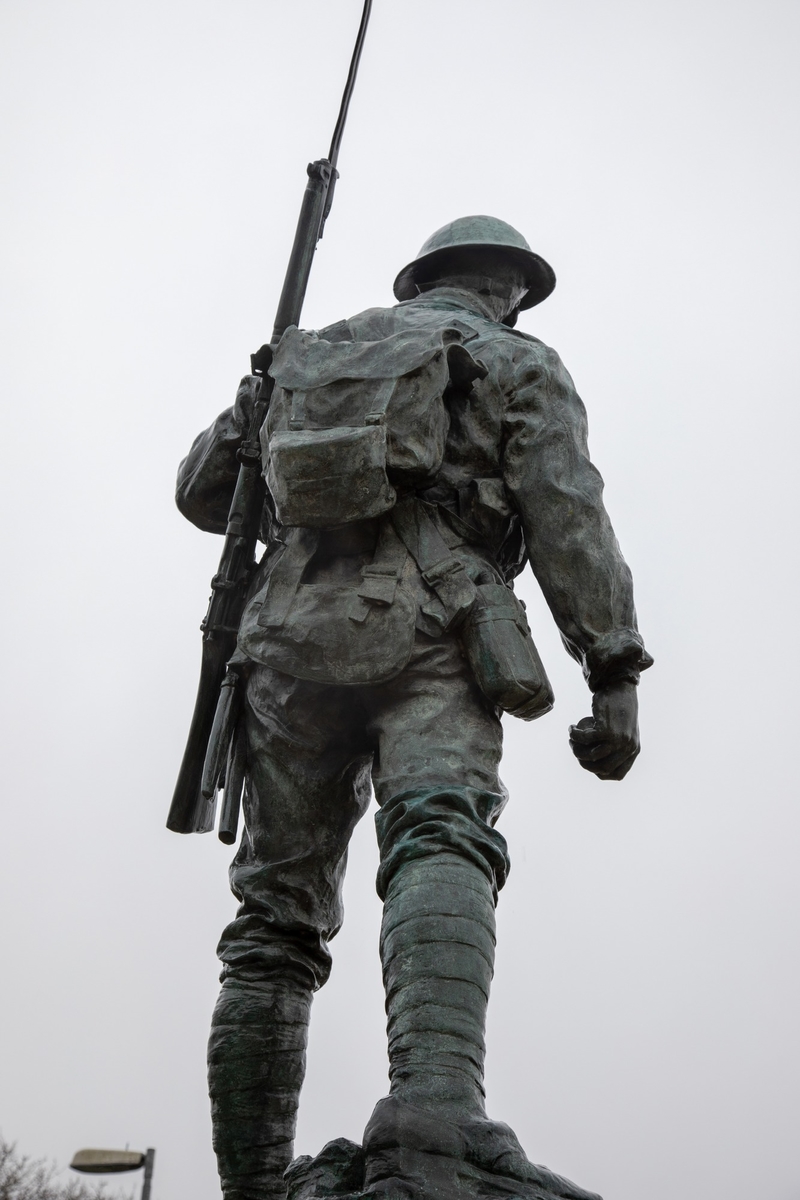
top-left (208, 665), bottom-right (371, 1200)
top-left (363, 634), bottom-right (598, 1199)
top-left (368, 633), bottom-right (507, 1120)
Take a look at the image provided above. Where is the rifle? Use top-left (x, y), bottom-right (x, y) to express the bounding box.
top-left (167, 0), bottom-right (374, 835)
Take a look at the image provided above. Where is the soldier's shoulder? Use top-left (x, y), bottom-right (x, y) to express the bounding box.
top-left (500, 324), bottom-right (543, 346)
top-left (479, 323), bottom-right (566, 374)
top-left (317, 306), bottom-right (398, 342)
top-left (315, 306), bottom-right (561, 371)
top-left (493, 320), bottom-right (564, 353)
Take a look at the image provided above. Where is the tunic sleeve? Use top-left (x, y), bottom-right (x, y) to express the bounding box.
top-left (175, 376), bottom-right (259, 535)
top-left (501, 343), bottom-right (652, 689)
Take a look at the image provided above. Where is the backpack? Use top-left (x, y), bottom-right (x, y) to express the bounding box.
top-left (262, 323), bottom-right (486, 528)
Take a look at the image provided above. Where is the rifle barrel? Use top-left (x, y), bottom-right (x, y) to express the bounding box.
top-left (329, 0), bottom-right (374, 171)
top-left (271, 160), bottom-right (334, 343)
top-left (169, 0), bottom-right (375, 834)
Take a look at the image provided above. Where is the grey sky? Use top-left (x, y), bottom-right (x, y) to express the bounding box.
top-left (1, 1), bottom-right (798, 1198)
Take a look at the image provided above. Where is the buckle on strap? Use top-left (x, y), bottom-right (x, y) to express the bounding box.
top-left (349, 520), bottom-right (409, 623)
top-left (358, 565), bottom-right (401, 607)
top-left (391, 498), bottom-right (477, 631)
top-left (422, 557), bottom-right (475, 629)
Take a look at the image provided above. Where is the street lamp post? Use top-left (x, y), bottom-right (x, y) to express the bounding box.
top-left (139, 1148), bottom-right (155, 1200)
top-left (70, 1147), bottom-right (156, 1200)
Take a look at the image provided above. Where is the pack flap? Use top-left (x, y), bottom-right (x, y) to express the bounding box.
top-left (270, 324), bottom-right (474, 390)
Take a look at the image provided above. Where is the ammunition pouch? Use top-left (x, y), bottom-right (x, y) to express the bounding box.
top-left (461, 584), bottom-right (554, 721)
top-left (392, 499), bottom-right (554, 720)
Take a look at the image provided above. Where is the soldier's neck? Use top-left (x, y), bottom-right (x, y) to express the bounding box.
top-left (414, 286), bottom-right (506, 323)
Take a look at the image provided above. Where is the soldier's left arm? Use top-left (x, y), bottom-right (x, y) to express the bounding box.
top-left (501, 341), bottom-right (652, 780)
top-left (175, 376), bottom-right (260, 534)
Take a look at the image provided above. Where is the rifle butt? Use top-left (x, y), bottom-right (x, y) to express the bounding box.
top-left (218, 720), bottom-right (246, 846)
top-left (167, 635), bottom-right (232, 834)
top-left (201, 667), bottom-right (242, 801)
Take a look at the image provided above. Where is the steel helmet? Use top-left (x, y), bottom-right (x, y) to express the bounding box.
top-left (393, 215), bottom-right (556, 310)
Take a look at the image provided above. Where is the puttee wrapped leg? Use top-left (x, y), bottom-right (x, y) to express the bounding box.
top-left (381, 851), bottom-right (494, 1118)
top-left (362, 851), bottom-right (602, 1200)
top-left (208, 978), bottom-right (312, 1200)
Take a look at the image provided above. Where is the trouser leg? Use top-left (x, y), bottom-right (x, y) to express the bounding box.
top-left (366, 634), bottom-right (509, 1119)
top-left (210, 665), bottom-right (371, 1200)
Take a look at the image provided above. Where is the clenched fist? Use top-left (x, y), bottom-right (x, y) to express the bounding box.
top-left (569, 681), bottom-right (640, 781)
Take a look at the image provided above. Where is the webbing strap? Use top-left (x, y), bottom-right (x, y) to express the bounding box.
top-left (365, 376), bottom-right (396, 425)
top-left (351, 520), bottom-right (408, 623)
top-left (257, 522), bottom-right (408, 630)
top-left (391, 499), bottom-right (476, 630)
top-left (288, 390), bottom-right (308, 431)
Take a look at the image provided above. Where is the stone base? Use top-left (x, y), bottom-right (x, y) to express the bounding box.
top-left (285, 1137), bottom-right (603, 1200)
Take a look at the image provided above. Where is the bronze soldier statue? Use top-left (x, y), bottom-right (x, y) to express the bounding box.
top-left (176, 216), bottom-right (652, 1200)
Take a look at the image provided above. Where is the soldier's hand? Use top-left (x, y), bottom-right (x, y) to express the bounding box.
top-left (569, 681), bottom-right (640, 781)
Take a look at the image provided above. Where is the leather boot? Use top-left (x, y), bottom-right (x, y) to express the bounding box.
top-left (208, 977), bottom-right (312, 1200)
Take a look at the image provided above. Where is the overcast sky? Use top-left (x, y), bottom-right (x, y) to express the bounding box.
top-left (1, 2), bottom-right (799, 1198)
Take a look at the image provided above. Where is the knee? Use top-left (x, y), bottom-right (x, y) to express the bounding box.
top-left (217, 913), bottom-right (333, 992)
top-left (374, 785), bottom-right (511, 903)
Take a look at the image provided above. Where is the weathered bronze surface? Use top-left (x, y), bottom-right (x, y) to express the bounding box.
top-left (175, 216), bottom-right (651, 1200)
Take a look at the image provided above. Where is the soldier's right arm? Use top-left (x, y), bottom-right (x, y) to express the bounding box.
top-left (500, 339), bottom-right (651, 780)
top-left (176, 376), bottom-right (260, 534)
top-left (500, 340), bottom-right (651, 692)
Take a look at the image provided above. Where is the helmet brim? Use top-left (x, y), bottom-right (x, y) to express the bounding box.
top-left (393, 243), bottom-right (556, 310)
